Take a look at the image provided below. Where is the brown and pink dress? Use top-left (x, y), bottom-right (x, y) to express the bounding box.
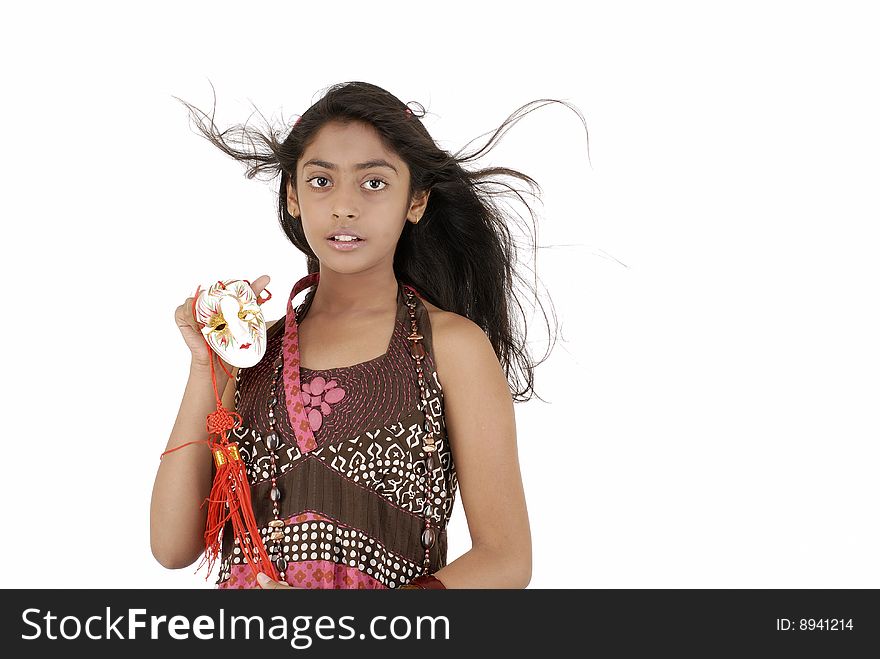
top-left (215, 273), bottom-right (459, 589)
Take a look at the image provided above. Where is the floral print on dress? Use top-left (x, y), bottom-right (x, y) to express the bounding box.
top-left (301, 376), bottom-right (346, 432)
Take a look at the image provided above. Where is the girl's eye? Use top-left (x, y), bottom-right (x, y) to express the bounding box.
top-left (365, 178), bottom-right (388, 191)
top-left (305, 176), bottom-right (388, 191)
top-left (306, 176), bottom-right (330, 188)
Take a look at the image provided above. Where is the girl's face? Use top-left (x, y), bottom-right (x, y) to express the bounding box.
top-left (286, 120), bottom-right (429, 271)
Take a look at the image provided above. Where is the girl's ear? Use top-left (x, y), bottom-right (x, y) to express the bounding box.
top-left (408, 188), bottom-right (431, 221)
top-left (286, 178), bottom-right (300, 217)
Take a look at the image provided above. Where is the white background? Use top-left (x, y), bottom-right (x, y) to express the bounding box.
top-left (1, 0), bottom-right (877, 588)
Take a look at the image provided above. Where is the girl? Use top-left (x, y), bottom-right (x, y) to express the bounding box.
top-left (151, 81), bottom-right (588, 589)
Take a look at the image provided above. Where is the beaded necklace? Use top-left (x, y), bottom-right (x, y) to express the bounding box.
top-left (260, 272), bottom-right (441, 584)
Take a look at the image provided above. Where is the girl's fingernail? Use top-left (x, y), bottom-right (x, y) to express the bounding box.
top-left (257, 572), bottom-right (268, 584)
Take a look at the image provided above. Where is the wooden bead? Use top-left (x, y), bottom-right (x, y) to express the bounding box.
top-left (270, 486), bottom-right (281, 502)
top-left (268, 520), bottom-right (284, 528)
top-left (274, 557), bottom-right (288, 572)
top-left (410, 342), bottom-right (425, 359)
top-left (426, 453), bottom-right (436, 471)
top-left (421, 527), bottom-right (436, 549)
top-left (270, 531), bottom-right (284, 541)
top-left (265, 432), bottom-right (280, 451)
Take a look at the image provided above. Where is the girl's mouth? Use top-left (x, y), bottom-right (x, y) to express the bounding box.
top-left (327, 237), bottom-right (364, 251)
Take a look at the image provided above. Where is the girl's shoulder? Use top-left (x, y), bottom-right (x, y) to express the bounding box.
top-left (421, 298), bottom-right (483, 341)
top-left (425, 302), bottom-right (495, 391)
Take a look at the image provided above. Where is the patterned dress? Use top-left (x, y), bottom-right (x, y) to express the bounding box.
top-left (215, 281), bottom-right (459, 588)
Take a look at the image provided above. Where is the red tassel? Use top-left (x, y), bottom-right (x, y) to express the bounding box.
top-left (196, 419), bottom-right (278, 581)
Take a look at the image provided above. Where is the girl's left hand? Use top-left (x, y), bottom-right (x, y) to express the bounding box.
top-left (256, 572), bottom-right (304, 589)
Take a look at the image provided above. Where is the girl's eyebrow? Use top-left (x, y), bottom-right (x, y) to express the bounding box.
top-left (303, 158), bottom-right (398, 174)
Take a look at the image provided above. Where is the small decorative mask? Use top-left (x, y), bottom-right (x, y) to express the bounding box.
top-left (194, 279), bottom-right (268, 368)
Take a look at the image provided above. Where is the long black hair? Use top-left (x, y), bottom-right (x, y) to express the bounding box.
top-left (174, 81), bottom-right (590, 403)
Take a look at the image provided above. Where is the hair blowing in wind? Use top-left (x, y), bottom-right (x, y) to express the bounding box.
top-left (173, 80), bottom-right (591, 403)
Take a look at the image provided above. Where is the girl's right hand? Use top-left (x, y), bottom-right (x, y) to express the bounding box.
top-left (175, 274), bottom-right (271, 371)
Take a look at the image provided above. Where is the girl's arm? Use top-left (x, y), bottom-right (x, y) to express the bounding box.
top-left (149, 361), bottom-right (237, 569)
top-left (430, 315), bottom-right (532, 588)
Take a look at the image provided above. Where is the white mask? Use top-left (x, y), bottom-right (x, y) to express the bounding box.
top-left (195, 279), bottom-right (267, 368)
